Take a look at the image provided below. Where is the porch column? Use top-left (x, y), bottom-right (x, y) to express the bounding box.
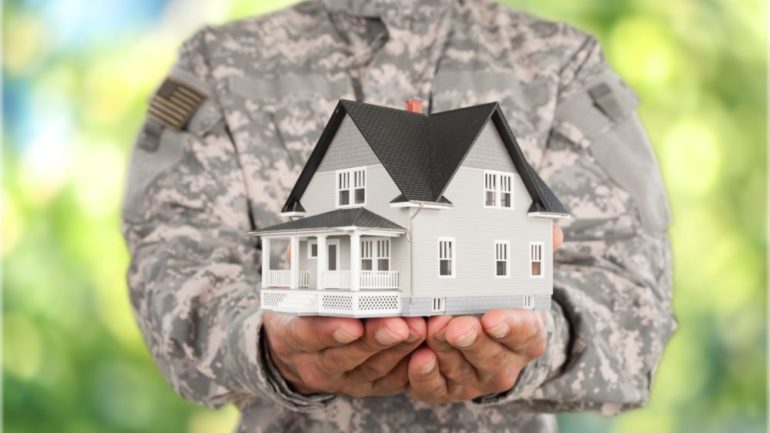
top-left (261, 237), bottom-right (271, 287)
top-left (289, 236), bottom-right (300, 289)
top-left (316, 234), bottom-right (327, 290)
top-left (350, 232), bottom-right (361, 291)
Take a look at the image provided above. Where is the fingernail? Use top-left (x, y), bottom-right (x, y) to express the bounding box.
top-left (375, 327), bottom-right (403, 346)
top-left (453, 329), bottom-right (477, 347)
top-left (333, 327), bottom-right (358, 344)
top-left (488, 321), bottom-right (510, 339)
top-left (420, 357), bottom-right (436, 374)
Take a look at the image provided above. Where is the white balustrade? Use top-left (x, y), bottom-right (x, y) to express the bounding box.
top-left (360, 271), bottom-right (399, 289)
top-left (319, 270), bottom-right (399, 290)
top-left (264, 270), bottom-right (309, 288)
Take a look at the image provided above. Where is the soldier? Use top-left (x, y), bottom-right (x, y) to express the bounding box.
top-left (122, 0), bottom-right (676, 431)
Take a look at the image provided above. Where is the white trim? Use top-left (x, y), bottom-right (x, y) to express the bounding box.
top-left (249, 227), bottom-right (406, 237)
top-left (494, 240), bottom-right (510, 278)
top-left (280, 211), bottom-right (306, 218)
top-left (307, 240), bottom-right (318, 259)
top-left (390, 200), bottom-right (453, 209)
top-left (527, 211), bottom-right (572, 220)
top-left (335, 166), bottom-right (367, 208)
top-left (482, 169), bottom-right (515, 210)
top-left (529, 241), bottom-right (544, 278)
top-left (437, 237), bottom-right (456, 278)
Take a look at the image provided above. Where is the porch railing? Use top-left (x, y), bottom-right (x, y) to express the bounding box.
top-left (321, 271), bottom-right (399, 289)
top-left (263, 270), bottom-right (309, 288)
top-left (360, 271), bottom-right (399, 289)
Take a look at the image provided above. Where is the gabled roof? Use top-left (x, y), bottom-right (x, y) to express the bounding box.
top-left (250, 207), bottom-right (405, 236)
top-left (282, 99), bottom-right (569, 216)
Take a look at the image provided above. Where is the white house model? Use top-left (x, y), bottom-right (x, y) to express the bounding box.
top-left (250, 99), bottom-right (570, 317)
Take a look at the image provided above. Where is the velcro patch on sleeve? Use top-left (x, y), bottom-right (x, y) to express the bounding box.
top-left (148, 78), bottom-right (206, 130)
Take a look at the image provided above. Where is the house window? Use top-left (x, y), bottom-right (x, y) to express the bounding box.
top-left (308, 241), bottom-right (318, 259)
top-left (431, 297), bottom-right (444, 312)
top-left (438, 238), bottom-right (455, 277)
top-left (361, 239), bottom-right (390, 271)
top-left (484, 172), bottom-right (496, 207)
top-left (483, 170), bottom-right (513, 209)
top-left (530, 242), bottom-right (543, 277)
top-left (336, 167), bottom-right (366, 207)
top-left (495, 241), bottom-right (509, 277)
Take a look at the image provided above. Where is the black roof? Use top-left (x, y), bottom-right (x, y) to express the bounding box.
top-left (251, 207), bottom-right (405, 235)
top-left (282, 99), bottom-right (568, 216)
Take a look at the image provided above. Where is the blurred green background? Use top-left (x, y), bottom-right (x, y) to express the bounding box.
top-left (3, 0), bottom-right (767, 432)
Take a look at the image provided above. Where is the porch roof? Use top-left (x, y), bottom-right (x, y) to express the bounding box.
top-left (249, 208), bottom-right (406, 237)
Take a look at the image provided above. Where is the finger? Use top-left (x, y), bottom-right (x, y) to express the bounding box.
top-left (480, 309), bottom-right (547, 359)
top-left (345, 356), bottom-right (411, 398)
top-left (443, 315), bottom-right (513, 383)
top-left (280, 314), bottom-right (364, 353)
top-left (553, 223), bottom-right (564, 251)
top-left (347, 316), bottom-right (426, 382)
top-left (426, 316), bottom-right (477, 388)
top-left (317, 316), bottom-right (410, 374)
top-left (406, 347), bottom-right (448, 404)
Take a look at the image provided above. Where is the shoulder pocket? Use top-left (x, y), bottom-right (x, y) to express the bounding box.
top-left (122, 125), bottom-right (186, 223)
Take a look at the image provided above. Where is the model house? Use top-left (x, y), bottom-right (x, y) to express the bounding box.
top-left (250, 99), bottom-right (569, 317)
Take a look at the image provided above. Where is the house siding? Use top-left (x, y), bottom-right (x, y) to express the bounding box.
top-left (316, 115), bottom-right (380, 172)
top-left (460, 122), bottom-right (517, 172)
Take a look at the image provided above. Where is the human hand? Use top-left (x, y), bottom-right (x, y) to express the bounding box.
top-left (405, 224), bottom-right (563, 404)
top-left (263, 312), bottom-right (426, 397)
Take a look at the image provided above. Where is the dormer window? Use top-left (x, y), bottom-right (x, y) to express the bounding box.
top-left (483, 170), bottom-right (513, 209)
top-left (336, 167), bottom-right (366, 207)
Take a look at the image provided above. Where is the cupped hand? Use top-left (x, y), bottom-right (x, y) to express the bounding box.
top-left (263, 312), bottom-right (426, 398)
top-left (406, 309), bottom-right (546, 404)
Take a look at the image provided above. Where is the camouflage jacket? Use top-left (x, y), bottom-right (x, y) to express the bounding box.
top-left (122, 0), bottom-right (676, 431)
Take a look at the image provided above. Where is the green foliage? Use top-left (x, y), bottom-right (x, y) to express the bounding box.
top-left (3, 0), bottom-right (766, 432)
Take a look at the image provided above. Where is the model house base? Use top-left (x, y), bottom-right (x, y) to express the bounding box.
top-left (260, 288), bottom-right (551, 317)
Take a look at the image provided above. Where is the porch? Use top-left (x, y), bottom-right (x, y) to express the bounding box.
top-left (250, 208), bottom-right (407, 292)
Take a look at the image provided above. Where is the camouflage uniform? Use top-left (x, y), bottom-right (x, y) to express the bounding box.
top-left (122, 0), bottom-right (676, 431)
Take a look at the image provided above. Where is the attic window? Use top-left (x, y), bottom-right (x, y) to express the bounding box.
top-left (336, 167), bottom-right (366, 208)
top-left (483, 170), bottom-right (513, 209)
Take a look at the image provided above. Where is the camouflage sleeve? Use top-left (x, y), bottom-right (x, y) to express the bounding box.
top-left (474, 26), bottom-right (677, 414)
top-left (122, 29), bottom-right (335, 411)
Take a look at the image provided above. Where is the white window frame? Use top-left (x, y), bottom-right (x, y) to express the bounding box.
top-left (335, 166), bottom-right (366, 208)
top-left (438, 237), bottom-right (456, 278)
top-left (529, 241), bottom-right (544, 278)
top-left (307, 240), bottom-right (318, 259)
top-left (494, 240), bottom-right (510, 278)
top-left (361, 238), bottom-right (391, 271)
top-left (482, 170), bottom-right (514, 209)
top-left (431, 297), bottom-right (445, 313)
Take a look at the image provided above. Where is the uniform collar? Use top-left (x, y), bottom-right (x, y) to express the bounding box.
top-left (320, 0), bottom-right (455, 20)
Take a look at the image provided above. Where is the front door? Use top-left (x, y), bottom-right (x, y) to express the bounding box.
top-left (327, 239), bottom-right (340, 271)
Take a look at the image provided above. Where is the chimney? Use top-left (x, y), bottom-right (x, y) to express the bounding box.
top-left (405, 98), bottom-right (423, 114)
